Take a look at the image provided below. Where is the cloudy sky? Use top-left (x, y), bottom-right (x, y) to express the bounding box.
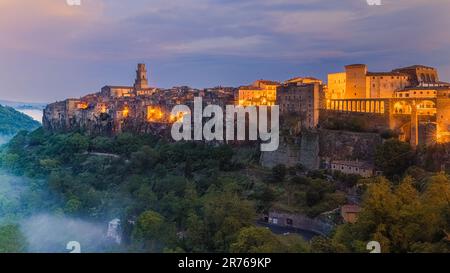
top-left (0, 0), bottom-right (449, 102)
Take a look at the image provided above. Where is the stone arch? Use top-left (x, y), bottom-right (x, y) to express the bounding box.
top-left (417, 99), bottom-right (436, 109)
top-left (393, 101), bottom-right (412, 114)
top-left (416, 99), bottom-right (436, 116)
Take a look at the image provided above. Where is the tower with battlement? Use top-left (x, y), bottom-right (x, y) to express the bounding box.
top-left (134, 63), bottom-right (149, 90)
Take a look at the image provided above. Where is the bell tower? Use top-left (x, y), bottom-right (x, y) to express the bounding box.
top-left (134, 63), bottom-right (149, 90)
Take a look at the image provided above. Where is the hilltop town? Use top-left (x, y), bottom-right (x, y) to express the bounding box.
top-left (43, 63), bottom-right (450, 176)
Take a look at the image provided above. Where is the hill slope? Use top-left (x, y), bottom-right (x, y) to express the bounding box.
top-left (0, 105), bottom-right (41, 136)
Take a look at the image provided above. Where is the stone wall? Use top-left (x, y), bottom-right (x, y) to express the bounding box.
top-left (318, 129), bottom-right (382, 163)
top-left (260, 128), bottom-right (382, 170)
top-left (261, 211), bottom-right (333, 236)
top-left (260, 137), bottom-right (301, 168)
top-left (259, 130), bottom-right (320, 170)
top-left (319, 109), bottom-right (390, 132)
top-left (299, 130), bottom-right (320, 170)
top-left (260, 129), bottom-right (382, 170)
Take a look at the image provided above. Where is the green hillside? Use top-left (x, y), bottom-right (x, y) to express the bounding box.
top-left (0, 105), bottom-right (41, 136)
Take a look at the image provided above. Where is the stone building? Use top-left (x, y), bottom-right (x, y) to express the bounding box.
top-left (43, 64), bottom-right (235, 136)
top-left (324, 64), bottom-right (450, 147)
top-left (340, 205), bottom-right (361, 224)
top-left (106, 218), bottom-right (122, 244)
top-left (238, 80), bottom-right (279, 106)
top-left (100, 64), bottom-right (157, 98)
top-left (392, 65), bottom-right (440, 87)
top-left (330, 160), bottom-right (374, 178)
top-left (327, 64), bottom-right (409, 100)
top-left (285, 76), bottom-right (323, 85)
top-left (277, 82), bottom-right (324, 129)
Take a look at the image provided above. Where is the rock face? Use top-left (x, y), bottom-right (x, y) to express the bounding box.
top-left (318, 129), bottom-right (382, 162)
top-left (260, 138), bottom-right (301, 168)
top-left (260, 128), bottom-right (382, 170)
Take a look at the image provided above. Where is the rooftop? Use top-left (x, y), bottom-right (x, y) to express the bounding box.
top-left (367, 71), bottom-right (408, 77)
top-left (341, 205), bottom-right (361, 214)
top-left (255, 80), bottom-right (280, 85)
top-left (394, 65), bottom-right (436, 71)
top-left (332, 160), bottom-right (374, 169)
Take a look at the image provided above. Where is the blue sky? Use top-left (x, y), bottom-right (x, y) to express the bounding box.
top-left (0, 0), bottom-right (449, 102)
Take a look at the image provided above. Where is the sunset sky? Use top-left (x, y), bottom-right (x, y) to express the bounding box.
top-left (0, 0), bottom-right (449, 102)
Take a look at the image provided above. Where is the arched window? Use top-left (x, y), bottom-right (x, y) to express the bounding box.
top-left (426, 74), bottom-right (431, 83)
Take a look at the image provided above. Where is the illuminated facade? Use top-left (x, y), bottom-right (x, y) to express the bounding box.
top-left (43, 64), bottom-right (236, 135)
top-left (285, 77), bottom-right (323, 85)
top-left (325, 64), bottom-right (450, 146)
top-left (238, 80), bottom-right (279, 106)
top-left (101, 64), bottom-right (157, 98)
top-left (43, 62), bottom-right (450, 148)
top-left (327, 64), bottom-right (409, 100)
top-left (277, 82), bottom-right (323, 128)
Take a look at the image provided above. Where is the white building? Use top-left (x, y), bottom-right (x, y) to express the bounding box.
top-left (106, 218), bottom-right (122, 244)
top-left (331, 160), bottom-right (374, 178)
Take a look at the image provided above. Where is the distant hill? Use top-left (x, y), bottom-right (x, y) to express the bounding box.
top-left (0, 100), bottom-right (46, 110)
top-left (0, 104), bottom-right (41, 136)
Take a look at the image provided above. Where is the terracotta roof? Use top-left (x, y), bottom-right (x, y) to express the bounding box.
top-left (102, 85), bottom-right (134, 89)
top-left (345, 64), bottom-right (367, 68)
top-left (286, 76), bottom-right (322, 82)
top-left (239, 86), bottom-right (262, 90)
top-left (341, 205), bottom-right (361, 214)
top-left (394, 65), bottom-right (436, 70)
top-left (366, 72), bottom-right (408, 77)
top-left (399, 86), bottom-right (450, 91)
top-left (255, 80), bottom-right (280, 85)
top-left (332, 160), bottom-right (374, 169)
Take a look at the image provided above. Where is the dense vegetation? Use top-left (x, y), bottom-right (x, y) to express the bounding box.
top-left (313, 175), bottom-right (450, 252)
top-left (0, 128), bottom-right (448, 253)
top-left (0, 105), bottom-right (40, 136)
top-left (0, 129), bottom-right (330, 252)
top-left (0, 224), bottom-right (27, 253)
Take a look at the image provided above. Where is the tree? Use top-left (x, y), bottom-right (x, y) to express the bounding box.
top-left (310, 236), bottom-right (341, 253)
top-left (202, 190), bottom-right (256, 252)
top-left (185, 212), bottom-right (207, 252)
top-left (271, 164), bottom-right (287, 182)
top-left (231, 227), bottom-right (310, 253)
top-left (64, 198), bottom-right (82, 214)
top-left (67, 133), bottom-right (90, 154)
top-left (375, 139), bottom-right (414, 179)
top-left (39, 159), bottom-right (60, 173)
top-left (130, 145), bottom-right (160, 172)
top-left (230, 227), bottom-right (282, 253)
top-left (132, 210), bottom-right (173, 252)
top-left (91, 136), bottom-right (114, 152)
top-left (0, 224), bottom-right (27, 253)
top-left (333, 175), bottom-right (450, 253)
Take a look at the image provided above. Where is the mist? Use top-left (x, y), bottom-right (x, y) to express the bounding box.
top-left (0, 171), bottom-right (117, 253)
top-left (20, 214), bottom-right (109, 253)
top-left (0, 135), bottom-right (14, 146)
top-left (0, 172), bottom-right (27, 223)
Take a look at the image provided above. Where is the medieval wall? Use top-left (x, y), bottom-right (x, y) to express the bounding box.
top-left (437, 93), bottom-right (450, 142)
top-left (318, 129), bottom-right (382, 163)
top-left (319, 109), bottom-right (391, 132)
top-left (260, 138), bottom-right (301, 168)
top-left (260, 128), bottom-right (382, 170)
